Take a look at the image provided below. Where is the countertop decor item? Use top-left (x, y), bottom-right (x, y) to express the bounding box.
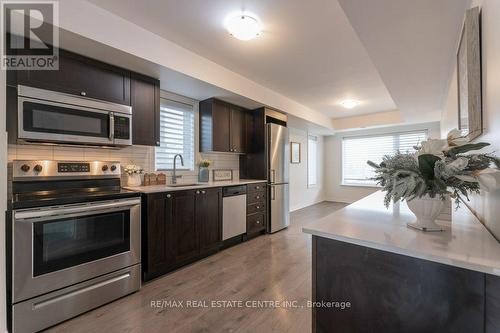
top-left (367, 129), bottom-right (500, 231)
top-left (212, 169), bottom-right (233, 182)
top-left (124, 164), bottom-right (144, 187)
top-left (157, 173), bottom-right (166, 185)
top-left (198, 159), bottom-right (211, 182)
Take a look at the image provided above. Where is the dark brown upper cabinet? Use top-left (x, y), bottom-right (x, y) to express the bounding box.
top-left (199, 98), bottom-right (247, 153)
top-left (131, 73), bottom-right (160, 146)
top-left (16, 49), bottom-right (131, 105)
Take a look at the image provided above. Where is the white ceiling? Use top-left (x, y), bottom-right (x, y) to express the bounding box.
top-left (87, 0), bottom-right (469, 123)
top-left (338, 0), bottom-right (470, 123)
top-left (87, 0), bottom-right (396, 119)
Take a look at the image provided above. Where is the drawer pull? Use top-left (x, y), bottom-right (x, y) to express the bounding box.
top-left (80, 91), bottom-right (87, 96)
top-left (256, 220), bottom-right (260, 224)
top-left (166, 194), bottom-right (171, 198)
top-left (196, 190), bottom-right (200, 194)
top-left (256, 206), bottom-right (260, 209)
top-left (202, 190), bottom-right (206, 194)
top-left (256, 196), bottom-right (260, 199)
top-left (256, 186), bottom-right (260, 189)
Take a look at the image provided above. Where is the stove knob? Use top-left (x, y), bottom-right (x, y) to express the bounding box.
top-left (20, 164), bottom-right (30, 172)
top-left (110, 165), bottom-right (117, 172)
top-left (102, 165), bottom-right (109, 172)
top-left (33, 165), bottom-right (43, 173)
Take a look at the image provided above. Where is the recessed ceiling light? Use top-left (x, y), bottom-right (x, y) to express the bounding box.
top-left (224, 12), bottom-right (262, 41)
top-left (340, 99), bottom-right (360, 109)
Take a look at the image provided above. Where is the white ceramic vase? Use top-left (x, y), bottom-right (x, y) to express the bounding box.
top-left (127, 173), bottom-right (142, 187)
top-left (406, 195), bottom-right (444, 232)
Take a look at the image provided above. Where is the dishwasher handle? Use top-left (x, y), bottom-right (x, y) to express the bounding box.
top-left (223, 185), bottom-right (247, 197)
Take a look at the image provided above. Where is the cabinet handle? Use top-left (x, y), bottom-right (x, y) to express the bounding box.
top-left (166, 194), bottom-right (171, 198)
top-left (196, 190), bottom-right (200, 194)
top-left (256, 206), bottom-right (260, 209)
top-left (201, 190), bottom-right (206, 194)
top-left (80, 91), bottom-right (86, 96)
top-left (256, 220), bottom-right (260, 224)
top-left (256, 186), bottom-right (260, 190)
top-left (256, 196), bottom-right (260, 199)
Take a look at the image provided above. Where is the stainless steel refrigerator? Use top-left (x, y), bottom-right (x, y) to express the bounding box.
top-left (267, 123), bottom-right (290, 233)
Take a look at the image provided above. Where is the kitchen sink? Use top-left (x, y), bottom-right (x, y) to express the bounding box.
top-left (167, 183), bottom-right (201, 187)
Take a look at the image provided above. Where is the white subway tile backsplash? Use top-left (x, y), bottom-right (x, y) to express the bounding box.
top-left (8, 144), bottom-right (241, 185)
top-left (53, 146), bottom-right (85, 161)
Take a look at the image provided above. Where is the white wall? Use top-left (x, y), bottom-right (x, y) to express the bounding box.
top-left (441, 0), bottom-right (500, 240)
top-left (289, 128), bottom-right (325, 211)
top-left (325, 122), bottom-right (441, 203)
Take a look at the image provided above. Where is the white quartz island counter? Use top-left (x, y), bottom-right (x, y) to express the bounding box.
top-left (303, 191), bottom-right (500, 277)
top-left (124, 179), bottom-right (267, 193)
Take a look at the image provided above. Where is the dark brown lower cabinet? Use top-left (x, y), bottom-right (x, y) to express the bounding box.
top-left (142, 192), bottom-right (174, 280)
top-left (312, 236), bottom-right (500, 333)
top-left (143, 188), bottom-right (222, 281)
top-left (197, 188), bottom-right (222, 254)
top-left (172, 190), bottom-right (197, 263)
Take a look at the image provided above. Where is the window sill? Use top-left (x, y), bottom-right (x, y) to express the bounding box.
top-left (341, 182), bottom-right (381, 189)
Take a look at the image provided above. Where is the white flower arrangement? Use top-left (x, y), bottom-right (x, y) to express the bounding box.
top-left (368, 129), bottom-right (500, 207)
top-left (123, 164), bottom-right (144, 175)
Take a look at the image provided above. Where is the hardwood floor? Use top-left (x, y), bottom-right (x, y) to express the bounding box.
top-left (48, 201), bottom-right (347, 333)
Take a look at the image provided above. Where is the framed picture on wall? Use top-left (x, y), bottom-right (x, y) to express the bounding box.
top-left (457, 6), bottom-right (482, 141)
top-left (290, 142), bottom-right (301, 164)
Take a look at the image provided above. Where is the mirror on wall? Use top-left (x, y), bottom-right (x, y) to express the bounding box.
top-left (457, 6), bottom-right (482, 141)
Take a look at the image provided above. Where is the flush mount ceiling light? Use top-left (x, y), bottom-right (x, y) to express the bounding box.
top-left (340, 99), bottom-right (360, 109)
top-left (224, 12), bottom-right (262, 41)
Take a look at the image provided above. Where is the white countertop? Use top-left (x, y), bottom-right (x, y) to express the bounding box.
top-left (303, 191), bottom-right (500, 276)
top-left (123, 179), bottom-right (267, 193)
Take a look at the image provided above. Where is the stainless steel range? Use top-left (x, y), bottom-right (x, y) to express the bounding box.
top-left (9, 160), bottom-right (141, 333)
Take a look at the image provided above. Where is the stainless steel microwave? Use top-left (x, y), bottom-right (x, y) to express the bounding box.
top-left (17, 85), bottom-right (132, 146)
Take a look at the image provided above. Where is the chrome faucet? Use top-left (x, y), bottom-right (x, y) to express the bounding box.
top-left (172, 154), bottom-right (184, 184)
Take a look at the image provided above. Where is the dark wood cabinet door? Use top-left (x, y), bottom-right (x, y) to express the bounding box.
top-left (196, 188), bottom-right (222, 253)
top-left (17, 49), bottom-right (131, 105)
top-left (131, 73), bottom-right (160, 146)
top-left (230, 106), bottom-right (246, 153)
top-left (172, 190), bottom-right (198, 262)
top-left (212, 100), bottom-right (231, 152)
top-left (144, 193), bottom-right (174, 277)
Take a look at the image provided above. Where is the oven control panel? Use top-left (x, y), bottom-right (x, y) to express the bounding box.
top-left (13, 160), bottom-right (122, 179)
top-left (58, 162), bottom-right (90, 173)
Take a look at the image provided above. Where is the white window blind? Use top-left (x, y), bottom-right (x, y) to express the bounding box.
top-left (155, 98), bottom-right (195, 171)
top-left (342, 130), bottom-right (427, 186)
top-left (308, 135), bottom-right (318, 187)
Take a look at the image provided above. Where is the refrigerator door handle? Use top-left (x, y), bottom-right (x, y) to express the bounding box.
top-left (270, 169), bottom-right (276, 183)
top-left (271, 186), bottom-right (276, 200)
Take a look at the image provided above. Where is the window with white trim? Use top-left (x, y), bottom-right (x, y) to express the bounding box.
top-left (308, 135), bottom-right (318, 187)
top-left (342, 130), bottom-right (427, 186)
top-left (155, 97), bottom-right (195, 171)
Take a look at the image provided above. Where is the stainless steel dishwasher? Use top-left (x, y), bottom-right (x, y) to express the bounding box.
top-left (222, 185), bottom-right (247, 240)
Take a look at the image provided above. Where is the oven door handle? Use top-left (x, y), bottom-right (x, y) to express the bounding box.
top-left (14, 198), bottom-right (141, 221)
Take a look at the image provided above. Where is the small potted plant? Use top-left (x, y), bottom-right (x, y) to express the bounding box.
top-left (367, 129), bottom-right (499, 231)
top-left (124, 164), bottom-right (144, 186)
top-left (198, 159), bottom-right (211, 183)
